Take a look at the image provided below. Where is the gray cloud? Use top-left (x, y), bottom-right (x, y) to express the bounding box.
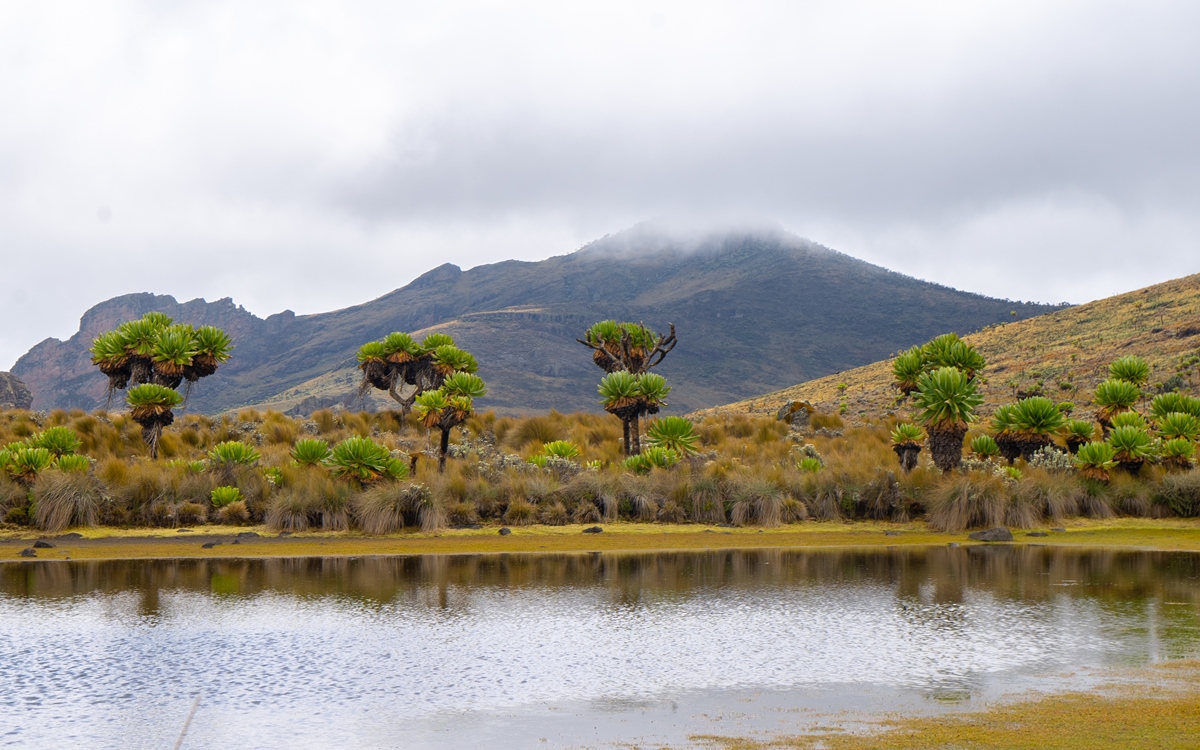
top-left (2, 1), bottom-right (1199, 368)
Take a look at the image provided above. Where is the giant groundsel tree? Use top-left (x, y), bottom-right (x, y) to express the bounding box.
top-left (90, 312), bottom-right (232, 457)
top-left (357, 332), bottom-right (478, 418)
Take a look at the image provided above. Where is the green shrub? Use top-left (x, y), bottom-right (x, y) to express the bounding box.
top-left (1107, 426), bottom-right (1154, 463)
top-left (291, 438), bottom-right (332, 466)
top-left (644, 417), bottom-right (699, 455)
top-left (797, 457), bottom-right (822, 473)
top-left (32, 426), bottom-right (81, 458)
top-left (1154, 471), bottom-right (1200, 517)
top-left (1109, 355), bottom-right (1150, 386)
top-left (4, 446), bottom-right (53, 484)
top-left (622, 446), bottom-right (678, 473)
top-left (1094, 379), bottom-right (1140, 419)
top-left (969, 435), bottom-right (1000, 458)
top-left (890, 423), bottom-right (925, 445)
top-left (210, 485), bottom-right (243, 508)
top-left (1157, 412), bottom-right (1200, 442)
top-left (1064, 419), bottom-right (1096, 442)
top-left (1110, 411), bottom-right (1148, 431)
top-left (326, 436), bottom-right (407, 484)
top-left (1074, 442), bottom-right (1117, 480)
top-left (539, 440), bottom-right (581, 460)
top-left (1011, 397), bottom-right (1065, 436)
top-left (53, 455), bottom-right (92, 473)
top-left (208, 441), bottom-right (261, 466)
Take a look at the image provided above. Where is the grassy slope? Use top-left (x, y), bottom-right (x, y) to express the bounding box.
top-left (701, 272), bottom-right (1200, 423)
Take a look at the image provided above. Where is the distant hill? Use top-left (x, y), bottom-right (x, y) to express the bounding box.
top-left (12, 222), bottom-right (1063, 415)
top-left (702, 273), bottom-right (1200, 423)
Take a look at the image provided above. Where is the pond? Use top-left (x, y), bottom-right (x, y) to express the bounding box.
top-left (1, 546), bottom-right (1199, 749)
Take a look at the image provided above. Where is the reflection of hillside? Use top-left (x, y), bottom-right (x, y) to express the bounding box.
top-left (3, 549), bottom-right (1199, 643)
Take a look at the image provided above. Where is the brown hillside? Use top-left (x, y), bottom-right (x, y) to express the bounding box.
top-left (702, 273), bottom-right (1200, 424)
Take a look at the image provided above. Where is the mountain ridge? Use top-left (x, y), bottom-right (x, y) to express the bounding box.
top-left (12, 223), bottom-right (1064, 415)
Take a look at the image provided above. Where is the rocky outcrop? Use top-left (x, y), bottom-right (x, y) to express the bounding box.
top-left (0, 372), bottom-right (32, 410)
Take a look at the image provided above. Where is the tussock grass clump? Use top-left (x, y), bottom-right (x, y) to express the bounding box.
top-left (32, 471), bottom-right (101, 532)
top-left (927, 472), bottom-right (1009, 532)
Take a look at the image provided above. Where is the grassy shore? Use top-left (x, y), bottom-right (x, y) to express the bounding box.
top-left (693, 660), bottom-right (1200, 750)
top-left (5, 517), bottom-right (1200, 562)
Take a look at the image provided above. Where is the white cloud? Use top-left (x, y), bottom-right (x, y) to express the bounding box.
top-left (2, 1), bottom-right (1199, 367)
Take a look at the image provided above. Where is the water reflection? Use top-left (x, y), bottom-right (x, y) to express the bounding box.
top-left (0, 547), bottom-right (1197, 749)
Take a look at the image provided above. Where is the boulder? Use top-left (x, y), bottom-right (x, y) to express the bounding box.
top-left (1027, 531), bottom-right (1049, 538)
top-left (582, 526), bottom-right (603, 534)
top-left (968, 527), bottom-right (1014, 542)
top-left (498, 527), bottom-right (512, 536)
top-left (236, 531), bottom-right (260, 538)
top-left (201, 542), bottom-right (221, 549)
top-left (0, 372), bottom-right (33, 411)
top-left (775, 401), bottom-right (814, 428)
top-left (32, 540), bottom-right (55, 549)
top-left (19, 548), bottom-right (37, 557)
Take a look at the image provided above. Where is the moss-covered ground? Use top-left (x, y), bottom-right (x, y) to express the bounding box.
top-left (4, 517), bottom-right (1200, 561)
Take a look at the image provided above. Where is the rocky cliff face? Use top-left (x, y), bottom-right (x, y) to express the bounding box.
top-left (0, 372), bottom-right (32, 410)
top-left (11, 224), bottom-right (1065, 415)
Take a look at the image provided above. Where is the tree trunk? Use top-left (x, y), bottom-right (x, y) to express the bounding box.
top-left (631, 413), bottom-right (641, 455)
top-left (438, 428), bottom-right (450, 473)
top-left (928, 424), bottom-right (968, 472)
top-left (622, 419), bottom-right (631, 456)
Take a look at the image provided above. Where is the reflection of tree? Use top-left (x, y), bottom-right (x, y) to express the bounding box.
top-left (3, 549), bottom-right (1199, 657)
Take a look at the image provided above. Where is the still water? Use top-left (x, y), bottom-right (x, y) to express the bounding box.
top-left (1, 546), bottom-right (1198, 749)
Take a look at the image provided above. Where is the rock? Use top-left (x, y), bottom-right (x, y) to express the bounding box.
top-left (1027, 531), bottom-right (1049, 537)
top-left (56, 532), bottom-right (83, 540)
top-left (32, 540), bottom-right (55, 549)
top-left (883, 531), bottom-right (900, 537)
top-left (279, 531), bottom-right (292, 537)
top-left (201, 542), bottom-right (221, 549)
top-left (1051, 527), bottom-right (1066, 532)
top-left (582, 526), bottom-right (603, 534)
top-left (19, 548), bottom-right (37, 557)
top-left (0, 372), bottom-right (33, 410)
top-left (177, 528), bottom-right (193, 533)
top-left (231, 539), bottom-right (240, 545)
top-left (775, 400), bottom-right (814, 428)
top-left (498, 527), bottom-right (512, 536)
top-left (236, 532), bottom-right (260, 538)
top-left (968, 527), bottom-right (1014, 542)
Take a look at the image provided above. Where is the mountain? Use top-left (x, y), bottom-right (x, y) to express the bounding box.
top-left (12, 223), bottom-right (1064, 416)
top-left (700, 273), bottom-right (1200, 423)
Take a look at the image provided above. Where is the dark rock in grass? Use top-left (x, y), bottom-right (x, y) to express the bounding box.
top-left (582, 526), bottom-right (603, 534)
top-left (177, 529), bottom-right (193, 533)
top-left (1027, 531), bottom-right (1049, 537)
top-left (32, 540), bottom-right (55, 548)
top-left (19, 548), bottom-right (36, 557)
top-left (279, 531), bottom-right (292, 537)
top-left (1051, 527), bottom-right (1066, 532)
top-left (56, 532), bottom-right (83, 540)
top-left (231, 539), bottom-right (240, 545)
top-left (201, 542), bottom-right (221, 549)
top-left (498, 528), bottom-right (512, 536)
top-left (236, 532), bottom-right (260, 538)
top-left (451, 523), bottom-right (483, 530)
top-left (968, 527), bottom-right (1014, 542)
top-left (883, 531), bottom-right (900, 537)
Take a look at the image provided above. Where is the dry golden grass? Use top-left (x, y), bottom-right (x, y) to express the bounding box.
top-left (701, 272), bottom-right (1200, 424)
top-left (693, 660), bottom-right (1200, 750)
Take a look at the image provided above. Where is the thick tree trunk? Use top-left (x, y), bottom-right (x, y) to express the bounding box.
top-left (631, 413), bottom-right (641, 455)
top-left (622, 420), bottom-right (631, 456)
top-left (438, 428), bottom-right (450, 473)
top-left (928, 425), bottom-right (967, 472)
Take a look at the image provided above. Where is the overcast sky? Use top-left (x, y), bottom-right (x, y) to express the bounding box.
top-left (3, 1), bottom-right (1199, 369)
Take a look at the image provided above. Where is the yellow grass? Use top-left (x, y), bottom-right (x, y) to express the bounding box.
top-left (694, 661), bottom-right (1200, 750)
top-left (6, 517), bottom-right (1200, 562)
